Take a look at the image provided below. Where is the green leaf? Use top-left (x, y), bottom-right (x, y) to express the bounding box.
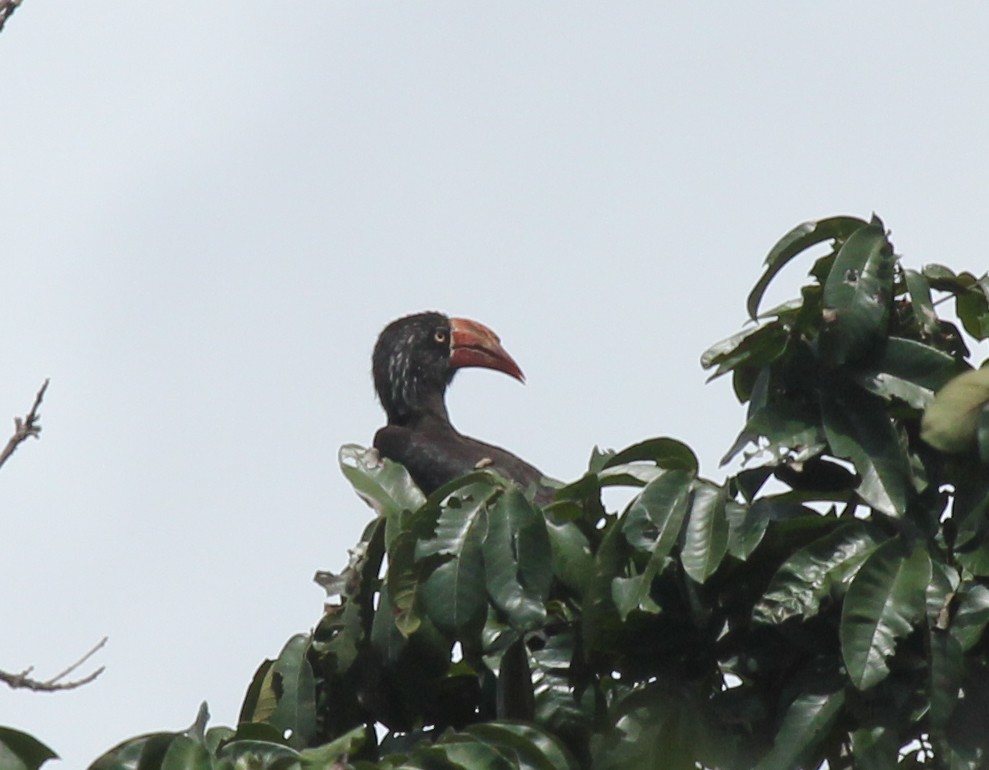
top-left (621, 469), bottom-right (693, 556)
top-left (753, 522), bottom-right (883, 625)
top-left (0, 728), bottom-right (58, 770)
top-left (821, 386), bottom-right (911, 517)
top-left (922, 368), bottom-right (989, 453)
top-left (840, 539), bottom-right (931, 690)
top-left (930, 628), bottom-right (964, 730)
top-left (956, 276), bottom-right (989, 340)
top-left (680, 480), bottom-right (729, 584)
top-left (603, 437), bottom-right (699, 474)
top-left (855, 337), bottom-right (967, 409)
top-left (216, 738), bottom-right (301, 766)
top-left (753, 686), bottom-right (845, 770)
top-left (747, 215), bottom-right (867, 319)
top-left (465, 721), bottom-right (578, 770)
top-left (418, 486), bottom-right (493, 634)
top-left (160, 736), bottom-right (211, 770)
top-left (299, 725), bottom-right (368, 768)
top-left (339, 444), bottom-right (426, 518)
top-left (482, 488), bottom-right (552, 631)
top-left (951, 583), bottom-right (989, 651)
top-left (700, 322), bottom-right (789, 381)
top-left (545, 519), bottom-right (593, 595)
top-left (820, 217), bottom-right (896, 366)
top-left (242, 634), bottom-right (317, 748)
top-left (904, 268), bottom-right (939, 337)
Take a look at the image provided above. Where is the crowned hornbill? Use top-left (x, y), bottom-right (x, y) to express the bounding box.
top-left (372, 312), bottom-right (553, 505)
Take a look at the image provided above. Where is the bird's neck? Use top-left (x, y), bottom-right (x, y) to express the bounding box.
top-left (391, 392), bottom-right (452, 428)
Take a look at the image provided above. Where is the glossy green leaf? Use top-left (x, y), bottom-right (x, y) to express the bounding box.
top-left (820, 217), bottom-right (896, 366)
top-left (855, 337), bottom-right (966, 409)
top-left (840, 539), bottom-right (931, 690)
top-left (680, 481), bottom-right (729, 583)
top-left (951, 583), bottom-right (989, 651)
top-left (216, 738), bottom-right (301, 766)
top-left (242, 634), bottom-right (316, 748)
top-left (339, 444), bottom-right (426, 518)
top-left (299, 725), bottom-right (368, 768)
top-left (752, 686), bottom-right (845, 770)
top-left (545, 519), bottom-right (593, 595)
top-left (956, 277), bottom-right (989, 340)
top-left (483, 488), bottom-right (551, 631)
top-left (724, 498), bottom-right (772, 559)
top-left (160, 736), bottom-right (210, 770)
top-left (418, 488), bottom-right (491, 634)
top-left (0, 728), bottom-right (57, 770)
top-left (922, 368), bottom-right (989, 453)
top-left (904, 268), bottom-right (939, 337)
top-left (465, 722), bottom-right (578, 770)
top-left (753, 522), bottom-right (883, 625)
top-left (821, 387), bottom-right (910, 517)
top-left (88, 733), bottom-right (177, 770)
top-left (621, 469), bottom-right (693, 555)
top-left (747, 215), bottom-right (867, 319)
top-left (700, 321), bottom-right (789, 381)
top-left (930, 628), bottom-right (964, 730)
top-left (603, 437), bottom-right (699, 473)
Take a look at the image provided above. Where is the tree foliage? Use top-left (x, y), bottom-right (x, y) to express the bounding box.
top-left (9, 215), bottom-right (989, 769)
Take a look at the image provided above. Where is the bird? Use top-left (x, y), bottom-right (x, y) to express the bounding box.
top-left (371, 311), bottom-right (554, 505)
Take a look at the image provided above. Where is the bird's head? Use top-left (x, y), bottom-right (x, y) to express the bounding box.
top-left (372, 311), bottom-right (524, 425)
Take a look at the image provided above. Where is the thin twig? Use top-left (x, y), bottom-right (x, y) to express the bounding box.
top-left (0, 379), bottom-right (49, 472)
top-left (0, 637), bottom-right (107, 692)
top-left (0, 0), bottom-right (24, 35)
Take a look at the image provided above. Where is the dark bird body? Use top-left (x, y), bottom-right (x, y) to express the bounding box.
top-left (372, 312), bottom-right (552, 505)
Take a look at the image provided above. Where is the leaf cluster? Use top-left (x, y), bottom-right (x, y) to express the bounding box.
top-left (14, 215), bottom-right (989, 770)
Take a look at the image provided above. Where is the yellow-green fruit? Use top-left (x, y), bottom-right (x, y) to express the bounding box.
top-left (921, 368), bottom-right (989, 453)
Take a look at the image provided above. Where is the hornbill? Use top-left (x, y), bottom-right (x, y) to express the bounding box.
top-left (372, 311), bottom-right (553, 505)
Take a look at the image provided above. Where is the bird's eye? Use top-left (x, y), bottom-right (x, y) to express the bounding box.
top-left (434, 329), bottom-right (448, 344)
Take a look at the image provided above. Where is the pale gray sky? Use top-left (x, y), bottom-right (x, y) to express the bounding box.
top-left (2, 3), bottom-right (988, 766)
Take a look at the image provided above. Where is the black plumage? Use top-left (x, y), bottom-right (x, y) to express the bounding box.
top-left (372, 311), bottom-right (552, 505)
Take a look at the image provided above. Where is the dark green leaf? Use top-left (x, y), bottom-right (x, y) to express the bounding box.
top-left (603, 437), bottom-right (699, 474)
top-left (747, 215), bottom-right (867, 319)
top-left (930, 628), bottom-right (964, 730)
top-left (752, 686), bottom-right (845, 770)
top-left (753, 522), bottom-right (883, 625)
top-left (482, 488), bottom-right (551, 631)
top-left (680, 481), bottom-right (729, 583)
top-left (466, 721), bottom-right (578, 770)
top-left (821, 386), bottom-right (910, 517)
top-left (246, 634), bottom-right (317, 748)
top-left (700, 322), bottom-right (789, 381)
top-left (299, 725), bottom-right (368, 768)
top-left (419, 487), bottom-right (492, 634)
top-left (820, 218), bottom-right (896, 366)
top-left (956, 280), bottom-right (989, 340)
top-left (725, 499), bottom-right (768, 559)
top-left (951, 583), bottom-right (989, 651)
top-left (160, 736), bottom-right (210, 770)
top-left (216, 739), bottom-right (301, 765)
top-left (621, 469), bottom-right (693, 555)
top-left (855, 337), bottom-right (967, 409)
top-left (904, 268), bottom-right (938, 337)
top-left (840, 539), bottom-right (931, 690)
top-left (0, 728), bottom-right (58, 770)
top-left (545, 519), bottom-right (593, 595)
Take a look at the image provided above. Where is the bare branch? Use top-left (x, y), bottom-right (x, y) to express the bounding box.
top-left (0, 0), bottom-right (24, 35)
top-left (0, 379), bottom-right (49, 472)
top-left (0, 637), bottom-right (107, 692)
